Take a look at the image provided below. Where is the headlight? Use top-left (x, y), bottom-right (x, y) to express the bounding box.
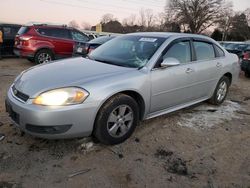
top-left (33, 87), bottom-right (89, 106)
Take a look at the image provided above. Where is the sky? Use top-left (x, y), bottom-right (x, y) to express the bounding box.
top-left (1, 0), bottom-right (250, 26)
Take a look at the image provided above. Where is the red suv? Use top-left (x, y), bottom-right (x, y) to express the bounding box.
top-left (14, 24), bottom-right (90, 64)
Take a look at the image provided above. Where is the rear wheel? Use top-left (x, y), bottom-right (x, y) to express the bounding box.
top-left (209, 76), bottom-right (230, 105)
top-left (93, 94), bottom-right (139, 145)
top-left (34, 49), bottom-right (54, 64)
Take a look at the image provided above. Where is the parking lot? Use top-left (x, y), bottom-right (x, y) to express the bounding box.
top-left (0, 58), bottom-right (250, 187)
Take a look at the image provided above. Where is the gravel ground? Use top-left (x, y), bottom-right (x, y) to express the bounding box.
top-left (0, 58), bottom-right (250, 188)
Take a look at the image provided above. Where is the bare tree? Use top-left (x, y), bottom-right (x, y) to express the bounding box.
top-left (145, 9), bottom-right (154, 28)
top-left (122, 14), bottom-right (137, 26)
top-left (166, 0), bottom-right (230, 33)
top-left (218, 2), bottom-right (234, 41)
top-left (138, 9), bottom-right (146, 27)
top-left (68, 20), bottom-right (80, 29)
top-left (155, 12), bottom-right (166, 31)
top-left (81, 21), bottom-right (91, 30)
top-left (244, 8), bottom-right (250, 26)
top-left (101, 13), bottom-right (115, 24)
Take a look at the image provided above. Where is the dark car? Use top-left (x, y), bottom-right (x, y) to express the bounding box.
top-left (14, 23), bottom-right (90, 64)
top-left (241, 49), bottom-right (250, 78)
top-left (0, 23), bottom-right (21, 57)
top-left (73, 35), bottom-right (116, 56)
top-left (225, 43), bottom-right (250, 59)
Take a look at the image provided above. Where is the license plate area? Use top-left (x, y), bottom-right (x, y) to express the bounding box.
top-left (77, 47), bottom-right (83, 53)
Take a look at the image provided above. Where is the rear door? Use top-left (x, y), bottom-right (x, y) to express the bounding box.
top-left (37, 28), bottom-right (74, 57)
top-left (49, 28), bottom-right (74, 57)
top-left (189, 39), bottom-right (223, 98)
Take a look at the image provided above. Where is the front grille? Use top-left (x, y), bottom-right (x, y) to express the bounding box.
top-left (12, 86), bottom-right (29, 102)
top-left (26, 124), bottom-right (72, 134)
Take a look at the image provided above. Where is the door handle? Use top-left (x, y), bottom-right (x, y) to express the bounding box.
top-left (216, 62), bottom-right (222, 67)
top-left (186, 68), bottom-right (194, 74)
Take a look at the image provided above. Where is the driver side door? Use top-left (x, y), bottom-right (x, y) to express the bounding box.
top-left (150, 39), bottom-right (198, 113)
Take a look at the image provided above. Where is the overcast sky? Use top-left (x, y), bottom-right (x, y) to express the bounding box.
top-left (1, 0), bottom-right (249, 26)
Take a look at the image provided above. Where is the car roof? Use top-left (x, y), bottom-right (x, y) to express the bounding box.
top-left (0, 23), bottom-right (21, 27)
top-left (127, 32), bottom-right (213, 40)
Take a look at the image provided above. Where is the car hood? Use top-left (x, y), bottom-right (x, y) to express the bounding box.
top-left (14, 57), bottom-right (133, 98)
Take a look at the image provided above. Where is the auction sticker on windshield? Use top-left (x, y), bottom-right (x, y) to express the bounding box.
top-left (139, 38), bottom-right (157, 42)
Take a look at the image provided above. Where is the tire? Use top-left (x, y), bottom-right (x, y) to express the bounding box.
top-left (93, 94), bottom-right (139, 145)
top-left (27, 57), bottom-right (34, 62)
top-left (34, 49), bottom-right (54, 64)
top-left (208, 76), bottom-right (230, 105)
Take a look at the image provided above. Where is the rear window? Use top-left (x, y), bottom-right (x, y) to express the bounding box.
top-left (214, 45), bottom-right (225, 57)
top-left (18, 26), bottom-right (30, 35)
top-left (71, 30), bottom-right (89, 42)
top-left (194, 41), bottom-right (215, 61)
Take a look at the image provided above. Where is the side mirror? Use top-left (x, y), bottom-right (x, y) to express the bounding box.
top-left (161, 57), bottom-right (181, 68)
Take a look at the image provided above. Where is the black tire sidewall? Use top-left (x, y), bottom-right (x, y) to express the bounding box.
top-left (94, 94), bottom-right (139, 145)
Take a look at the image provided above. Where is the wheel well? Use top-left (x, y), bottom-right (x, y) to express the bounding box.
top-left (35, 48), bottom-right (54, 58)
top-left (120, 90), bottom-right (146, 120)
top-left (224, 72), bottom-right (232, 85)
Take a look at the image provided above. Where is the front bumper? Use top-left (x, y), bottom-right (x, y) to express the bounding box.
top-left (5, 87), bottom-right (97, 139)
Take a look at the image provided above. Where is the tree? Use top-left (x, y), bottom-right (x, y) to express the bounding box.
top-left (101, 13), bottom-right (115, 24)
top-left (102, 20), bottom-right (123, 33)
top-left (244, 8), bottom-right (250, 26)
top-left (166, 0), bottom-right (229, 33)
top-left (145, 9), bottom-right (154, 28)
top-left (217, 1), bottom-right (234, 41)
top-left (211, 29), bottom-right (223, 41)
top-left (122, 14), bottom-right (137, 26)
top-left (68, 20), bottom-right (80, 29)
top-left (81, 21), bottom-right (91, 30)
top-left (229, 13), bottom-right (250, 41)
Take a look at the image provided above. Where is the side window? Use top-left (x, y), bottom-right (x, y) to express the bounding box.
top-left (3, 27), bottom-right (12, 38)
top-left (71, 31), bottom-right (89, 42)
top-left (52, 29), bottom-right (71, 39)
top-left (163, 41), bottom-right (191, 64)
top-left (194, 41), bottom-right (215, 61)
top-left (36, 28), bottom-right (51, 36)
top-left (37, 28), bottom-right (71, 39)
top-left (214, 45), bottom-right (225, 57)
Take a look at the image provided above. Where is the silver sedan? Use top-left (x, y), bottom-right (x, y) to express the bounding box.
top-left (6, 32), bottom-right (239, 145)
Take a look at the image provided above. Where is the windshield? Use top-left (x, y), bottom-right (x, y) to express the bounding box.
top-left (90, 36), bottom-right (115, 44)
top-left (88, 35), bottom-right (166, 68)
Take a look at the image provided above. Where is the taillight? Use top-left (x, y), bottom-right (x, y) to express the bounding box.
top-left (19, 36), bottom-right (32, 41)
top-left (243, 52), bottom-right (250, 60)
top-left (88, 47), bottom-right (95, 54)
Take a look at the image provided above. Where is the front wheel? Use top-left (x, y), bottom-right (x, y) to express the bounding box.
top-left (93, 94), bottom-right (139, 145)
top-left (209, 76), bottom-right (230, 105)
